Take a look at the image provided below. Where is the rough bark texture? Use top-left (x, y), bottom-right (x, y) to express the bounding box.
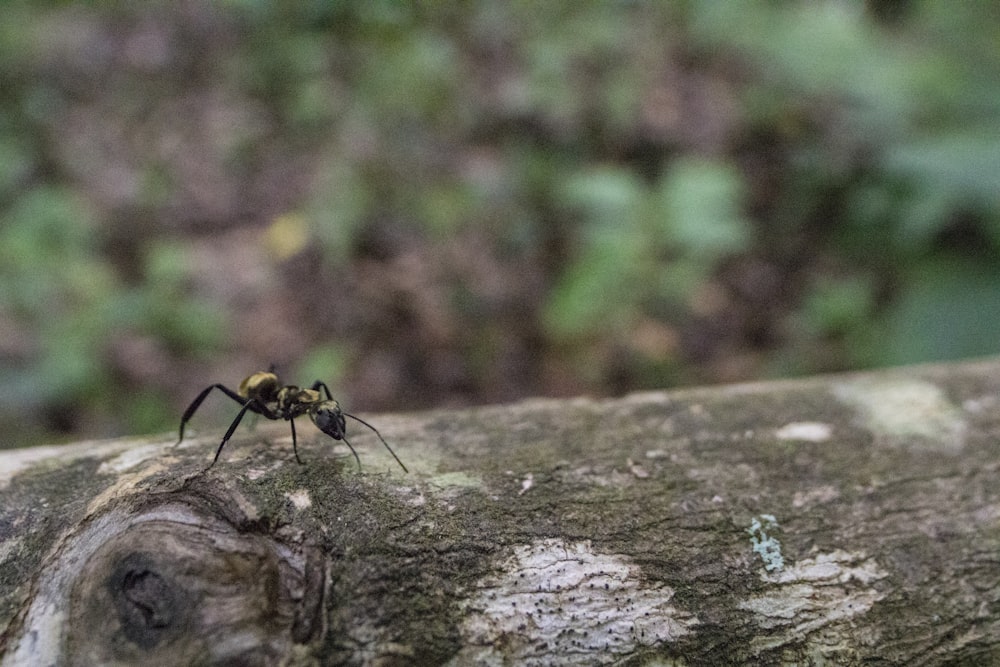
top-left (2, 359), bottom-right (1000, 665)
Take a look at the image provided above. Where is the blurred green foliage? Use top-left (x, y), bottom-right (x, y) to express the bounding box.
top-left (544, 158), bottom-right (750, 341)
top-left (2, 1), bottom-right (1000, 446)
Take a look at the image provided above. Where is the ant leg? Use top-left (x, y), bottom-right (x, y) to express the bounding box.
top-left (345, 413), bottom-right (409, 473)
top-left (310, 380), bottom-right (334, 400)
top-left (178, 384), bottom-right (246, 443)
top-left (340, 436), bottom-right (363, 470)
top-left (207, 398), bottom-right (259, 468)
top-left (290, 419), bottom-right (304, 464)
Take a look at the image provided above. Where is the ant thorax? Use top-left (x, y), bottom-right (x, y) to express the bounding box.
top-left (276, 386), bottom-right (321, 418)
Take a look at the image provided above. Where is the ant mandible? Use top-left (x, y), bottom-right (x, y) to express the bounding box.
top-left (177, 370), bottom-right (408, 472)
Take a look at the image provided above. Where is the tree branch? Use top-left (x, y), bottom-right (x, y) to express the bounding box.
top-left (2, 359), bottom-right (1000, 665)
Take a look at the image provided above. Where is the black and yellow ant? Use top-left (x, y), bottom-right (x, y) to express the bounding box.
top-left (177, 370), bottom-right (408, 472)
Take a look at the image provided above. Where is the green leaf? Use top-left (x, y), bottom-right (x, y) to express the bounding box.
top-left (878, 258), bottom-right (1000, 365)
top-left (543, 227), bottom-right (644, 340)
top-left (656, 158), bottom-right (750, 261)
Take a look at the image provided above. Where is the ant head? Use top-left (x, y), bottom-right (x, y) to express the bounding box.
top-left (311, 400), bottom-right (346, 441)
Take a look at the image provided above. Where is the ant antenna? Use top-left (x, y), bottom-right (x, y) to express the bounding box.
top-left (345, 413), bottom-right (409, 473)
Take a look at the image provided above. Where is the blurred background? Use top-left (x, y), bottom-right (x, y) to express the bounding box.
top-left (2, 1), bottom-right (1000, 448)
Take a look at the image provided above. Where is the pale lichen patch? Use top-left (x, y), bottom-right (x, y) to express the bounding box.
top-left (0, 438), bottom-right (146, 489)
top-left (245, 467), bottom-right (269, 481)
top-left (832, 378), bottom-right (966, 451)
top-left (774, 422), bottom-right (832, 443)
top-left (432, 471), bottom-right (484, 489)
top-left (748, 515), bottom-right (784, 572)
top-left (85, 463), bottom-right (169, 516)
top-left (739, 549), bottom-right (888, 653)
top-left (626, 458), bottom-right (650, 478)
top-left (518, 472), bottom-right (534, 495)
top-left (764, 549), bottom-right (887, 585)
top-left (97, 443), bottom-right (168, 473)
top-left (452, 538), bottom-right (698, 666)
top-left (284, 489), bottom-right (312, 510)
top-left (792, 485), bottom-right (841, 508)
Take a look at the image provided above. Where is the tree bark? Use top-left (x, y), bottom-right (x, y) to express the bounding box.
top-left (2, 359), bottom-right (1000, 665)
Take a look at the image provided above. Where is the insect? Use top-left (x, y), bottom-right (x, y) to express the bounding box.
top-left (177, 370), bottom-right (408, 472)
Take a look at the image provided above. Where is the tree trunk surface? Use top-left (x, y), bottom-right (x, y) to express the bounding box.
top-left (2, 360), bottom-right (1000, 666)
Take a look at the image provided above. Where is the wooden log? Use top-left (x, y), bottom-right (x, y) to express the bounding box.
top-left (2, 359), bottom-right (1000, 665)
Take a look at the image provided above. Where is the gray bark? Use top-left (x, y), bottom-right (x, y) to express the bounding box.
top-left (2, 359), bottom-right (1000, 665)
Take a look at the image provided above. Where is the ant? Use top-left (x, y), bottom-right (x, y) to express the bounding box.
top-left (177, 370), bottom-right (408, 472)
